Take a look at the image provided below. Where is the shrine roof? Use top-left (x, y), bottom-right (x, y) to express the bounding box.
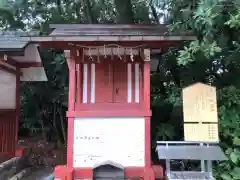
top-left (0, 31), bottom-right (39, 55)
top-left (45, 24), bottom-right (195, 42)
top-left (0, 31), bottom-right (47, 82)
top-left (0, 25), bottom-right (195, 50)
top-left (0, 41), bottom-right (27, 53)
top-left (49, 24), bottom-right (193, 36)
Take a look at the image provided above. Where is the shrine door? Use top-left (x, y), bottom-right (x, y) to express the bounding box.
top-left (95, 58), bottom-right (128, 103)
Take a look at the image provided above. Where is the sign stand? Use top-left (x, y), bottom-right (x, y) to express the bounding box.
top-left (156, 141), bottom-right (227, 180)
top-left (156, 83), bottom-right (228, 180)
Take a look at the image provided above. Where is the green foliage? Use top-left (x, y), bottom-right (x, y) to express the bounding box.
top-left (159, 0), bottom-right (240, 66)
top-left (1, 0), bottom-right (240, 177)
top-left (20, 49), bottom-right (68, 142)
top-left (151, 0), bottom-right (240, 177)
top-left (225, 9), bottom-right (240, 29)
top-left (215, 86), bottom-right (240, 180)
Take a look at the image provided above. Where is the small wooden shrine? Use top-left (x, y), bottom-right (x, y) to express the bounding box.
top-left (27, 24), bottom-right (194, 180)
top-left (0, 31), bottom-right (47, 161)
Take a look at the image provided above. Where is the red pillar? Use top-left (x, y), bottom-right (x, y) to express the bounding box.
top-left (55, 50), bottom-right (76, 180)
top-left (15, 68), bottom-right (20, 143)
top-left (143, 49), bottom-right (156, 180)
top-left (15, 68), bottom-right (25, 157)
top-left (143, 61), bottom-right (151, 168)
top-left (67, 50), bottom-right (76, 167)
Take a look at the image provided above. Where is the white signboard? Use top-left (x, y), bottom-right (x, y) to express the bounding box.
top-left (73, 117), bottom-right (145, 168)
top-left (0, 70), bottom-right (16, 109)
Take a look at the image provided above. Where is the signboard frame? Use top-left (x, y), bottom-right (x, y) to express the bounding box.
top-left (182, 83), bottom-right (219, 142)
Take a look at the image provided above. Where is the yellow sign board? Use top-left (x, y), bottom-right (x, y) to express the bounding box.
top-left (182, 83), bottom-right (218, 123)
top-left (184, 123), bottom-right (219, 142)
top-left (183, 83), bottom-right (219, 142)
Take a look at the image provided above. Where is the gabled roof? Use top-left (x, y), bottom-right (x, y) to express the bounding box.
top-left (0, 25), bottom-right (195, 51)
top-left (46, 24), bottom-right (195, 42)
top-left (0, 32), bottom-right (47, 82)
top-left (49, 24), bottom-right (194, 37)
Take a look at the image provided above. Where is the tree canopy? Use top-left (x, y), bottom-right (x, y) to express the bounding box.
top-left (0, 0), bottom-right (239, 179)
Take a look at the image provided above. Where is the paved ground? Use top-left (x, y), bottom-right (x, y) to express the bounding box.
top-left (23, 167), bottom-right (54, 180)
top-left (0, 154), bottom-right (10, 163)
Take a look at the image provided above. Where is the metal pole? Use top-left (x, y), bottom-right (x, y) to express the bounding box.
top-left (206, 144), bottom-right (213, 178)
top-left (200, 143), bottom-right (205, 172)
top-left (165, 143), bottom-right (171, 177)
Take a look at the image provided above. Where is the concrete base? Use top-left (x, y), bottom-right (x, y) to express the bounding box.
top-left (54, 179), bottom-right (92, 180)
top-left (54, 165), bottom-right (163, 180)
top-left (23, 167), bottom-right (54, 180)
top-left (54, 179), bottom-right (141, 180)
top-left (0, 156), bottom-right (28, 179)
top-left (9, 167), bottom-right (33, 180)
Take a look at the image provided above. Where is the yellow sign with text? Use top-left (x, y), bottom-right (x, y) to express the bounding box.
top-left (183, 83), bottom-right (219, 142)
top-left (183, 83), bottom-right (218, 123)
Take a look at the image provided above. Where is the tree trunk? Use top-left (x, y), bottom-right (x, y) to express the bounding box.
top-left (59, 106), bottom-right (67, 145)
top-left (114, 0), bottom-right (134, 24)
top-left (40, 114), bottom-right (47, 141)
top-left (150, 4), bottom-right (159, 24)
top-left (81, 0), bottom-right (94, 23)
top-left (56, 0), bottom-right (62, 14)
top-left (52, 102), bottom-right (62, 147)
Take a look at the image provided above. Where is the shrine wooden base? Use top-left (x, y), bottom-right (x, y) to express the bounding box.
top-left (54, 165), bottom-right (163, 180)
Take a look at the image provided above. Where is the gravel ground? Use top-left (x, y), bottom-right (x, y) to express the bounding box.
top-left (22, 167), bottom-right (54, 180)
top-left (0, 154), bottom-right (10, 163)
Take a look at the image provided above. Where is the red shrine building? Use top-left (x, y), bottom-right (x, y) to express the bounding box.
top-left (35, 24), bottom-right (194, 180)
top-left (0, 25), bottom-right (194, 179)
top-left (0, 33), bottom-right (47, 161)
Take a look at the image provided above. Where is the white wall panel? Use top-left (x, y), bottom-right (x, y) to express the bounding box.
top-left (73, 117), bottom-right (145, 168)
top-left (0, 70), bottom-right (16, 109)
